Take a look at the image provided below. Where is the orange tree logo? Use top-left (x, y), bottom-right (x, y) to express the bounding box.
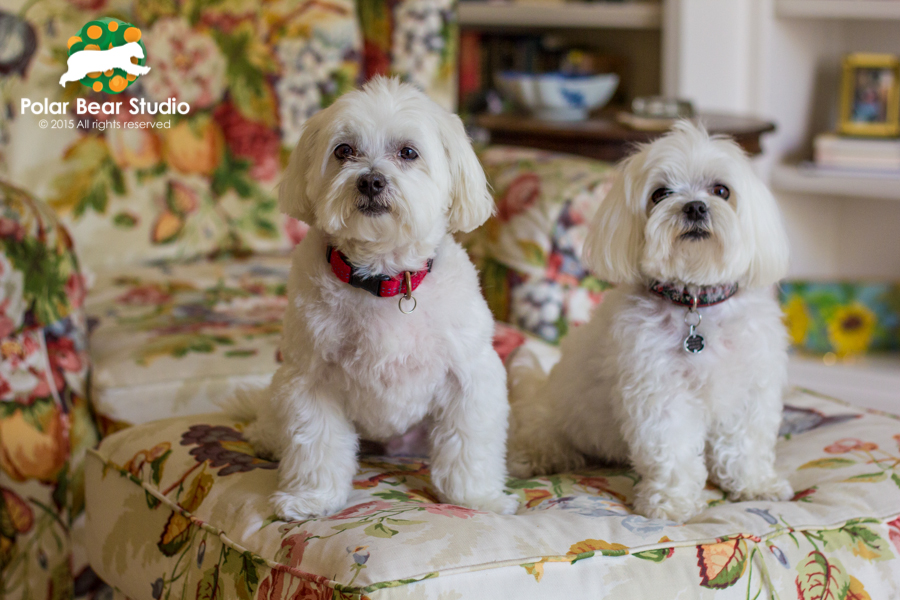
top-left (62, 18), bottom-right (148, 93)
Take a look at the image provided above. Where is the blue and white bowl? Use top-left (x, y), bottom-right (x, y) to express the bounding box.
top-left (497, 72), bottom-right (620, 121)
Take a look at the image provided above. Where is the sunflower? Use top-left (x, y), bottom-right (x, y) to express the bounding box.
top-left (827, 302), bottom-right (877, 357)
top-left (782, 295), bottom-right (811, 347)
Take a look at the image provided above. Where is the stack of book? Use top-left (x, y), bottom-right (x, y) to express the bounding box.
top-left (814, 133), bottom-right (900, 174)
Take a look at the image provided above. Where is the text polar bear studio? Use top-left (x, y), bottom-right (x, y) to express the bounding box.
top-left (59, 42), bottom-right (150, 87)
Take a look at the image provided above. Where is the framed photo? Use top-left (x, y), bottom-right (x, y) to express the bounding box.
top-left (839, 53), bottom-right (900, 137)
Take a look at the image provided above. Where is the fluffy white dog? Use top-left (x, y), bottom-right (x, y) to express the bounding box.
top-left (507, 121), bottom-right (792, 523)
top-left (232, 77), bottom-right (516, 520)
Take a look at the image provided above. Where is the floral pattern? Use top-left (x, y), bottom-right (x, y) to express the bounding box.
top-left (358, 0), bottom-right (457, 112)
top-left (85, 386), bottom-right (900, 599)
top-left (779, 281), bottom-right (900, 357)
top-left (467, 146), bottom-right (616, 343)
top-left (3, 0), bottom-right (361, 268)
top-left (0, 184), bottom-right (100, 600)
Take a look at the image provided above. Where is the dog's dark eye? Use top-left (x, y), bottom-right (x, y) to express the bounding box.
top-left (711, 184), bottom-right (730, 200)
top-left (650, 188), bottom-right (673, 204)
top-left (399, 147), bottom-right (418, 161)
top-left (334, 144), bottom-right (355, 161)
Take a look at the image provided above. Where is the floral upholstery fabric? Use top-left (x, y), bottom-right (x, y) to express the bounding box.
top-left (84, 254), bottom-right (294, 434)
top-left (2, 0), bottom-right (361, 268)
top-left (358, 0), bottom-right (458, 111)
top-left (0, 181), bottom-right (100, 600)
top-left (780, 281), bottom-right (900, 358)
top-left (85, 384), bottom-right (900, 600)
top-left (469, 146), bottom-right (617, 343)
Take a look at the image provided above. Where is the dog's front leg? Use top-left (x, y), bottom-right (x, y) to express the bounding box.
top-left (430, 351), bottom-right (518, 515)
top-left (624, 390), bottom-right (709, 523)
top-left (263, 369), bottom-right (359, 520)
top-left (707, 386), bottom-right (792, 502)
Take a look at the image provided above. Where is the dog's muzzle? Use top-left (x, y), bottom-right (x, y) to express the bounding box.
top-left (356, 171), bottom-right (390, 216)
top-left (680, 201), bottom-right (711, 240)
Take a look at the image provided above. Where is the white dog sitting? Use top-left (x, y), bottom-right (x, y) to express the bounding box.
top-left (231, 77), bottom-right (517, 520)
top-left (59, 42), bottom-right (150, 87)
top-left (507, 121), bottom-right (792, 523)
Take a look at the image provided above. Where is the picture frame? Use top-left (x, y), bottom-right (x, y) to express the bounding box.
top-left (838, 53), bottom-right (900, 137)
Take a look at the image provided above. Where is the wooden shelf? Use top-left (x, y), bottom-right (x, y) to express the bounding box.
top-left (776, 0), bottom-right (900, 20)
top-left (458, 1), bottom-right (662, 30)
top-left (476, 112), bottom-right (774, 161)
top-left (772, 163), bottom-right (900, 201)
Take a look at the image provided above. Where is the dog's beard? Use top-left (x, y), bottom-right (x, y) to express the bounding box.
top-left (641, 200), bottom-right (750, 286)
top-left (355, 193), bottom-right (392, 217)
top-left (680, 226), bottom-right (711, 241)
top-left (315, 171), bottom-right (448, 274)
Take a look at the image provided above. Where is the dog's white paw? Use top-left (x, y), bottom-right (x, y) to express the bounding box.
top-left (458, 493), bottom-right (520, 515)
top-left (633, 492), bottom-right (706, 524)
top-left (730, 478), bottom-right (793, 503)
top-left (270, 490), bottom-right (344, 521)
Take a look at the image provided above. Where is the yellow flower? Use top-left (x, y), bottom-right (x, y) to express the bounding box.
top-left (827, 302), bottom-right (877, 357)
top-left (782, 295), bottom-right (810, 347)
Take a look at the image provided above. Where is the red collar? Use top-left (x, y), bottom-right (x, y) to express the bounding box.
top-left (326, 245), bottom-right (433, 298)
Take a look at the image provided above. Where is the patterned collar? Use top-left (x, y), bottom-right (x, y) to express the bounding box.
top-left (649, 281), bottom-right (739, 308)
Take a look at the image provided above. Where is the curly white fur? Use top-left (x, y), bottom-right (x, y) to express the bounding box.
top-left (508, 122), bottom-right (793, 523)
top-left (230, 77), bottom-right (516, 520)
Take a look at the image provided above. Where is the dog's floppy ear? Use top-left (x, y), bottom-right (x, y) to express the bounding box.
top-left (436, 111), bottom-right (495, 233)
top-left (582, 154), bottom-right (645, 285)
top-left (740, 173), bottom-right (790, 289)
top-left (278, 113), bottom-right (324, 225)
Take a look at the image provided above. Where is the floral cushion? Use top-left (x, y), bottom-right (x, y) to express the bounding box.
top-left (2, 0), bottom-right (360, 268)
top-left (85, 384), bottom-right (900, 600)
top-left (84, 255), bottom-right (295, 433)
top-left (468, 146), bottom-right (617, 343)
top-left (0, 181), bottom-right (100, 599)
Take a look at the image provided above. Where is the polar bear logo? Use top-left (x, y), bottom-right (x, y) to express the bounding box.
top-left (59, 42), bottom-right (150, 87)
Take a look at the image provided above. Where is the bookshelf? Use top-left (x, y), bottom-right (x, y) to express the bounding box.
top-left (458, 1), bottom-right (664, 112)
top-left (775, 0), bottom-right (900, 20)
top-left (772, 164), bottom-right (900, 202)
top-left (458, 2), bottom-right (663, 30)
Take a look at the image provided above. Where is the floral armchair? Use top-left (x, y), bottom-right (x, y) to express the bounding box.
top-left (0, 181), bottom-right (99, 600)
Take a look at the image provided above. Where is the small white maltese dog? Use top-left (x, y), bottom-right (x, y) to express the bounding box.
top-left (232, 77), bottom-right (516, 520)
top-left (507, 121), bottom-right (792, 523)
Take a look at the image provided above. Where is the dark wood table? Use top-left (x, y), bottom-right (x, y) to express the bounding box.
top-left (474, 112), bottom-right (776, 162)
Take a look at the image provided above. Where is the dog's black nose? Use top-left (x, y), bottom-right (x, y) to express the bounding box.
top-left (357, 172), bottom-right (386, 198)
top-left (683, 201), bottom-right (708, 222)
